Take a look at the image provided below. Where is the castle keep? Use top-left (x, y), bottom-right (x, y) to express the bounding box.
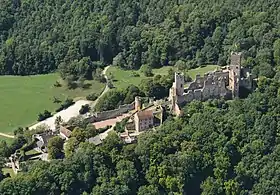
top-left (169, 52), bottom-right (253, 115)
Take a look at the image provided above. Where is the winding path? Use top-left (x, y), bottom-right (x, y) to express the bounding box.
top-left (0, 133), bottom-right (15, 139)
top-left (91, 65), bottom-right (111, 108)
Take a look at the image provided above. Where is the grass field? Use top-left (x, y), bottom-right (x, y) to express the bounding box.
top-left (2, 168), bottom-right (15, 177)
top-left (0, 137), bottom-right (14, 145)
top-left (0, 73), bottom-right (105, 136)
top-left (107, 65), bottom-right (219, 89)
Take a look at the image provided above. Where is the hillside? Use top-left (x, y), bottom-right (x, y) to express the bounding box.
top-left (0, 77), bottom-right (279, 194)
top-left (0, 0), bottom-right (279, 78)
top-left (0, 0), bottom-right (280, 194)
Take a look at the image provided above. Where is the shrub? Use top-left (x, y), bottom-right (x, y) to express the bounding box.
top-left (184, 74), bottom-right (192, 82)
top-left (53, 81), bottom-right (62, 87)
top-left (131, 71), bottom-right (140, 77)
top-left (55, 98), bottom-right (74, 113)
top-left (37, 110), bottom-right (52, 121)
top-left (97, 125), bottom-right (112, 134)
top-left (140, 64), bottom-right (153, 77)
top-left (86, 93), bottom-right (98, 101)
top-left (53, 96), bottom-right (61, 104)
top-left (79, 104), bottom-right (90, 114)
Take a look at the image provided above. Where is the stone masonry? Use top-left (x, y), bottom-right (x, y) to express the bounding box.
top-left (169, 52), bottom-right (253, 116)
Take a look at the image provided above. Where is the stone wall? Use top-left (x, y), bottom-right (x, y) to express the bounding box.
top-left (180, 75), bottom-right (229, 104)
top-left (87, 102), bottom-right (135, 122)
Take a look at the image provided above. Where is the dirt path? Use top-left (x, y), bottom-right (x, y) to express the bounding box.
top-left (92, 65), bottom-right (111, 108)
top-left (0, 133), bottom-right (15, 139)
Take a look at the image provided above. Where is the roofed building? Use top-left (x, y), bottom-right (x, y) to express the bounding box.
top-left (135, 110), bottom-right (154, 132)
top-left (59, 126), bottom-right (72, 140)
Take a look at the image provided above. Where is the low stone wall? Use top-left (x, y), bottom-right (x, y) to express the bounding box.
top-left (87, 102), bottom-right (135, 123)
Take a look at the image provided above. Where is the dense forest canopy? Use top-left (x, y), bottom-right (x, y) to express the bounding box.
top-left (0, 0), bottom-right (280, 77)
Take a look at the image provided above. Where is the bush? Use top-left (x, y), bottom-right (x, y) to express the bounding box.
top-left (79, 104), bottom-right (90, 115)
top-left (53, 96), bottom-right (61, 103)
top-left (55, 98), bottom-right (74, 113)
top-left (97, 125), bottom-right (112, 134)
top-left (86, 93), bottom-right (98, 101)
top-left (184, 74), bottom-right (192, 82)
top-left (53, 81), bottom-right (62, 87)
top-left (141, 64), bottom-right (153, 77)
top-left (131, 71), bottom-right (140, 77)
top-left (114, 118), bottom-right (129, 133)
top-left (38, 110), bottom-right (52, 121)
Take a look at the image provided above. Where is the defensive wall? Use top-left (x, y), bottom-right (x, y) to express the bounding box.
top-left (86, 102), bottom-right (135, 123)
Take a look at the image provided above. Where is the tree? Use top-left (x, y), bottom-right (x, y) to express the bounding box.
top-left (116, 160), bottom-right (138, 189)
top-left (273, 39), bottom-right (280, 66)
top-left (140, 64), bottom-right (153, 77)
top-left (79, 104), bottom-right (90, 115)
top-left (37, 110), bottom-right (52, 121)
top-left (64, 137), bottom-right (79, 158)
top-left (47, 136), bottom-right (64, 160)
top-left (138, 185), bottom-right (160, 195)
top-left (0, 141), bottom-right (10, 158)
top-left (175, 60), bottom-right (186, 71)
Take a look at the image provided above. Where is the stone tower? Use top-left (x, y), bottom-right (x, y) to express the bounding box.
top-left (229, 52), bottom-right (241, 98)
top-left (135, 96), bottom-right (142, 111)
top-left (175, 72), bottom-right (184, 96)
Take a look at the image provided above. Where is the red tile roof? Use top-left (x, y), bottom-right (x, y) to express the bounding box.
top-left (136, 110), bottom-right (153, 120)
top-left (60, 126), bottom-right (72, 138)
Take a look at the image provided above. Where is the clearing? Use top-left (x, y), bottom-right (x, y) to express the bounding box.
top-left (106, 65), bottom-right (219, 89)
top-left (2, 168), bottom-right (15, 177)
top-left (0, 73), bottom-right (105, 136)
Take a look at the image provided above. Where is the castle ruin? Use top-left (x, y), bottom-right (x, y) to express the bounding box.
top-left (169, 52), bottom-right (253, 116)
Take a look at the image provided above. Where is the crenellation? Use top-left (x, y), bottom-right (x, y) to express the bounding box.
top-left (169, 52), bottom-right (253, 116)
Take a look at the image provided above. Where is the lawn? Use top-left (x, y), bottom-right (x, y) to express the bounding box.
top-left (107, 65), bottom-right (219, 89)
top-left (0, 137), bottom-right (14, 145)
top-left (25, 149), bottom-right (41, 156)
top-left (185, 65), bottom-right (219, 79)
top-left (0, 73), bottom-right (105, 135)
top-left (2, 168), bottom-right (15, 177)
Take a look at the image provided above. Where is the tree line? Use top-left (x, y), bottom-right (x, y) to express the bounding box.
top-left (0, 0), bottom-right (280, 79)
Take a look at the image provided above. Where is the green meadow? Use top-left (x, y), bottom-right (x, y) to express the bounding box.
top-left (107, 65), bottom-right (219, 89)
top-left (0, 73), bottom-right (105, 136)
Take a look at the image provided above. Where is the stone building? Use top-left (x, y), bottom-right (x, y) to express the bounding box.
top-left (134, 110), bottom-right (154, 132)
top-left (169, 52), bottom-right (253, 116)
top-left (33, 130), bottom-right (56, 153)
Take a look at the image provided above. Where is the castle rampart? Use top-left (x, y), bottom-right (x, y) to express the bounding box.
top-left (169, 52), bottom-right (253, 115)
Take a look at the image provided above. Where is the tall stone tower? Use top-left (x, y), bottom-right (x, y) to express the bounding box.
top-left (229, 52), bottom-right (241, 98)
top-left (135, 96), bottom-right (142, 111)
top-left (175, 72), bottom-right (184, 96)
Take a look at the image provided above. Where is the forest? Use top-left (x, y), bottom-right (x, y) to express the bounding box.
top-left (0, 0), bottom-right (280, 79)
top-left (0, 0), bottom-right (280, 194)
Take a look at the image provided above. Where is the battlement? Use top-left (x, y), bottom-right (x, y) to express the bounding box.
top-left (169, 52), bottom-right (253, 116)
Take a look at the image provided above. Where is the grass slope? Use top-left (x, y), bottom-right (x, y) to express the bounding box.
top-left (2, 168), bottom-right (15, 178)
top-left (107, 65), bottom-right (219, 89)
top-left (0, 73), bottom-right (104, 135)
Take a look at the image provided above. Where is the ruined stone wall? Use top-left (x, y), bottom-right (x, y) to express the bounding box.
top-left (202, 76), bottom-right (228, 100)
top-left (181, 75), bottom-right (229, 104)
top-left (87, 102), bottom-right (135, 122)
top-left (187, 75), bottom-right (205, 90)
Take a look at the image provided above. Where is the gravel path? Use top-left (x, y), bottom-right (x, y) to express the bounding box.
top-left (30, 66), bottom-right (111, 131)
top-left (30, 100), bottom-right (92, 130)
top-left (91, 65), bottom-right (111, 108)
top-left (0, 133), bottom-right (15, 139)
